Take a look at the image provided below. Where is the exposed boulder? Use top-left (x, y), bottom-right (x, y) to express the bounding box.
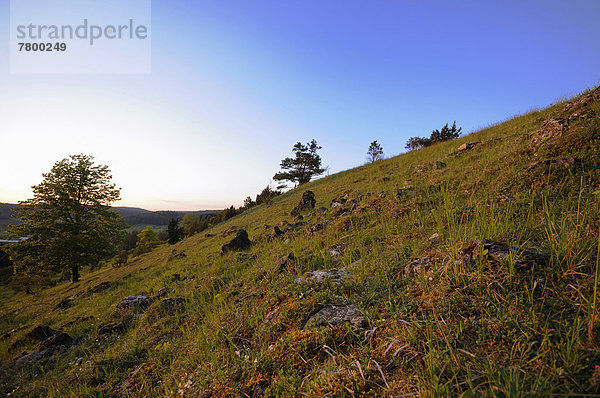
top-left (305, 305), bottom-right (366, 328)
top-left (154, 287), bottom-right (168, 299)
top-left (98, 320), bottom-right (130, 336)
top-left (435, 161), bottom-right (446, 169)
top-left (271, 253), bottom-right (295, 274)
top-left (220, 229), bottom-right (251, 254)
top-left (525, 157), bottom-right (582, 173)
top-left (294, 268), bottom-right (349, 285)
top-left (563, 87), bottom-right (600, 112)
top-left (455, 141), bottom-right (480, 153)
top-left (529, 118), bottom-right (568, 151)
top-left (272, 226), bottom-right (284, 238)
top-left (458, 240), bottom-right (549, 269)
top-left (325, 243), bottom-right (344, 258)
top-left (290, 191), bottom-right (316, 216)
top-left (116, 295), bottom-right (152, 311)
top-left (404, 257), bottom-right (437, 275)
top-left (39, 332), bottom-right (72, 350)
top-left (26, 325), bottom-right (56, 342)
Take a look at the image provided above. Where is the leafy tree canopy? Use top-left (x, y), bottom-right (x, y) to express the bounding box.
top-left (7, 154), bottom-right (124, 283)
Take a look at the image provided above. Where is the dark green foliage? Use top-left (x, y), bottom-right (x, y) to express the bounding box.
top-left (6, 154), bottom-right (124, 283)
top-left (167, 218), bottom-right (184, 244)
top-left (367, 140), bottom-right (384, 162)
top-left (121, 230), bottom-right (140, 251)
top-left (181, 213), bottom-right (211, 237)
top-left (273, 140), bottom-right (325, 186)
top-left (406, 121), bottom-right (462, 150)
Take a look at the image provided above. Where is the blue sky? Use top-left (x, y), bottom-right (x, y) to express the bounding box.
top-left (1, 0), bottom-right (599, 210)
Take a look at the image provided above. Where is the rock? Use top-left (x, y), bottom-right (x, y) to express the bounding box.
top-left (316, 207), bottom-right (328, 214)
top-left (456, 142), bottom-right (480, 152)
top-left (404, 257), bottom-right (436, 274)
top-left (220, 229), bottom-right (251, 254)
top-left (429, 233), bottom-right (442, 242)
top-left (204, 233), bottom-right (216, 238)
top-left (325, 243), bottom-right (344, 258)
top-left (307, 222), bottom-right (327, 235)
top-left (305, 305), bottom-right (366, 328)
top-left (62, 316), bottom-right (94, 328)
top-left (294, 268), bottom-right (349, 285)
top-left (55, 298), bottom-right (73, 310)
top-left (395, 189), bottom-right (404, 201)
top-left (272, 226), bottom-right (284, 238)
top-left (258, 307), bottom-right (282, 332)
top-left (563, 87), bottom-right (600, 112)
top-left (525, 157), bottom-right (582, 173)
top-left (172, 273), bottom-right (181, 282)
top-left (272, 253), bottom-right (295, 274)
top-left (90, 281), bottom-right (112, 294)
top-left (379, 191), bottom-right (389, 198)
top-left (458, 240), bottom-right (549, 269)
top-left (435, 161), bottom-right (446, 170)
top-left (331, 201), bottom-right (344, 209)
top-left (98, 320), bottom-right (130, 335)
top-left (116, 295), bottom-right (152, 311)
top-left (160, 297), bottom-right (187, 312)
top-left (26, 325), bottom-right (56, 341)
top-left (529, 118), bottom-right (568, 151)
top-left (14, 345), bottom-right (67, 366)
top-left (290, 191), bottom-right (316, 216)
top-left (154, 287), bottom-right (168, 298)
top-left (39, 332), bottom-right (72, 350)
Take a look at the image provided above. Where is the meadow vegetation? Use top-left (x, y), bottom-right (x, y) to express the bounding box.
top-left (0, 87), bottom-right (599, 396)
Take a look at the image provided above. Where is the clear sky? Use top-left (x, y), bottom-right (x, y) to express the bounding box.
top-left (1, 0), bottom-right (599, 210)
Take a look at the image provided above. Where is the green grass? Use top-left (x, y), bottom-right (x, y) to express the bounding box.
top-left (1, 87), bottom-right (599, 397)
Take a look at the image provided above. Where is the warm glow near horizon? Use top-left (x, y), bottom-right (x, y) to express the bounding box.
top-left (1, 1), bottom-right (600, 210)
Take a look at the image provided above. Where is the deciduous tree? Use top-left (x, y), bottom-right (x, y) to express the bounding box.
top-left (7, 154), bottom-right (124, 283)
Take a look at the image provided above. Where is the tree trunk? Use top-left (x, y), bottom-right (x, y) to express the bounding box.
top-left (71, 264), bottom-right (80, 283)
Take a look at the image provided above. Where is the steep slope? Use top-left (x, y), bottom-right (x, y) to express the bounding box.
top-left (1, 87), bottom-right (599, 397)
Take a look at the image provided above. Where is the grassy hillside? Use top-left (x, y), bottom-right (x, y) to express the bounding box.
top-left (1, 87), bottom-right (599, 397)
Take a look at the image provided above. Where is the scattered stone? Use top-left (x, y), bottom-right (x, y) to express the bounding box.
top-left (272, 253), bottom-right (295, 274)
top-left (294, 268), bottom-right (349, 285)
top-left (160, 297), bottom-right (187, 313)
top-left (429, 233), bottom-right (442, 243)
top-left (331, 201), bottom-right (344, 209)
top-left (272, 226), bottom-right (284, 238)
top-left (325, 243), bottom-right (344, 258)
top-left (55, 298), bottom-right (73, 310)
top-left (290, 191), bottom-right (316, 216)
top-left (169, 249), bottom-right (186, 259)
top-left (154, 287), bottom-right (168, 298)
top-left (379, 191), bottom-right (389, 198)
top-left (435, 161), bottom-right (446, 170)
top-left (26, 326), bottom-right (56, 342)
top-left (529, 119), bottom-right (567, 151)
top-left (395, 189), bottom-right (404, 201)
top-left (456, 142), bottom-right (480, 152)
top-left (39, 332), bottom-right (72, 351)
top-left (458, 240), bottom-right (549, 269)
top-left (305, 305), bottom-right (366, 328)
top-left (90, 281), bottom-right (112, 294)
top-left (221, 229), bottom-right (251, 254)
top-left (404, 257), bottom-right (437, 274)
top-left (13, 345), bottom-right (67, 366)
top-left (98, 320), bottom-right (130, 336)
top-left (204, 233), bottom-right (216, 238)
top-left (316, 207), bottom-right (328, 214)
top-left (172, 273), bottom-right (181, 282)
top-left (116, 295), bottom-right (152, 311)
top-left (259, 307), bottom-right (282, 332)
top-left (62, 316), bottom-right (94, 328)
top-left (307, 222), bottom-right (327, 235)
top-left (563, 87), bottom-right (600, 112)
top-left (525, 157), bottom-right (582, 173)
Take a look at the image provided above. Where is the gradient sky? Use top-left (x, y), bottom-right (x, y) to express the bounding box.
top-left (1, 0), bottom-right (599, 210)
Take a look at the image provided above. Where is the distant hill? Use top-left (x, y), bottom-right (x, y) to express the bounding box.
top-left (0, 203), bottom-right (219, 227)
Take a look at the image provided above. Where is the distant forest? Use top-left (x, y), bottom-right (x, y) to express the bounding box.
top-left (0, 203), bottom-right (218, 227)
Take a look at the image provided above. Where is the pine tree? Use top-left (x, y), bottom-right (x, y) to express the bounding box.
top-left (367, 140), bottom-right (384, 162)
top-left (273, 140), bottom-right (325, 186)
